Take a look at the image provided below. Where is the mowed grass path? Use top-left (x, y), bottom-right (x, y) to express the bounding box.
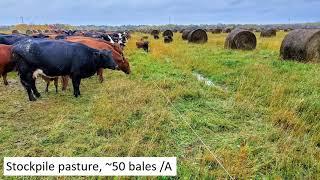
top-left (0, 32), bottom-right (319, 179)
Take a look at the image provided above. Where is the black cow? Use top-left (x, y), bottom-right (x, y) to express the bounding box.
top-left (13, 39), bottom-right (118, 101)
top-left (0, 34), bottom-right (29, 45)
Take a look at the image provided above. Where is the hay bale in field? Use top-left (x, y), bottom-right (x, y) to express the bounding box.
top-left (32, 30), bottom-right (38, 33)
top-left (179, 29), bottom-right (185, 33)
top-left (163, 30), bottom-right (173, 37)
top-left (164, 36), bottom-right (173, 43)
top-left (151, 30), bottom-right (160, 36)
top-left (26, 30), bottom-right (33, 35)
top-left (212, 28), bottom-right (222, 34)
top-left (154, 34), bottom-right (160, 39)
top-left (44, 30), bottom-right (50, 33)
top-left (260, 29), bottom-right (277, 37)
top-left (37, 30), bottom-right (43, 33)
top-left (12, 30), bottom-right (20, 34)
top-left (280, 29), bottom-right (320, 63)
top-left (225, 29), bottom-right (257, 50)
top-left (188, 29), bottom-right (208, 43)
top-left (182, 30), bottom-right (191, 40)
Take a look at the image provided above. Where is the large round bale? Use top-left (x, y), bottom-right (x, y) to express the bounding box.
top-left (225, 29), bottom-right (257, 50)
top-left (12, 30), bottom-right (20, 34)
top-left (182, 30), bottom-right (191, 40)
top-left (260, 29), bottom-right (277, 37)
top-left (44, 30), bottom-right (50, 33)
top-left (26, 30), bottom-right (33, 35)
top-left (212, 28), bottom-right (223, 34)
top-left (187, 29), bottom-right (208, 43)
top-left (280, 29), bottom-right (320, 63)
top-left (151, 30), bottom-right (160, 36)
top-left (163, 30), bottom-right (173, 37)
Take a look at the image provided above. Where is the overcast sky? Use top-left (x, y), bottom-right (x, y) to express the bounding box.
top-left (0, 0), bottom-right (319, 25)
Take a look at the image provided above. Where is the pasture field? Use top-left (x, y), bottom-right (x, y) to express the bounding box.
top-left (1, 32), bottom-right (320, 179)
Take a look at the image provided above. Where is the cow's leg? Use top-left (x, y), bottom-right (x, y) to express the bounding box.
top-left (2, 73), bottom-right (8, 86)
top-left (20, 72), bottom-right (37, 101)
top-left (30, 78), bottom-right (41, 98)
top-left (18, 61), bottom-right (36, 101)
top-left (97, 68), bottom-right (104, 83)
top-left (54, 78), bottom-right (58, 93)
top-left (71, 76), bottom-right (81, 98)
top-left (45, 81), bottom-right (50, 93)
top-left (61, 76), bottom-right (69, 91)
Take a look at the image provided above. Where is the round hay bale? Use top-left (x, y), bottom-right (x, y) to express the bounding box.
top-left (187, 29), bottom-right (208, 43)
top-left (280, 29), bottom-right (320, 63)
top-left (26, 30), bottom-right (33, 35)
top-left (212, 28), bottom-right (222, 34)
top-left (32, 30), bottom-right (38, 33)
top-left (37, 30), bottom-right (43, 33)
top-left (179, 29), bottom-right (185, 33)
top-left (44, 30), bottom-right (50, 33)
top-left (12, 30), bottom-right (20, 34)
top-left (260, 29), bottom-right (277, 37)
top-left (154, 34), bottom-right (160, 39)
top-left (225, 29), bottom-right (257, 50)
top-left (164, 36), bottom-right (173, 43)
top-left (182, 30), bottom-right (191, 40)
top-left (151, 30), bottom-right (160, 36)
top-left (163, 30), bottom-right (173, 37)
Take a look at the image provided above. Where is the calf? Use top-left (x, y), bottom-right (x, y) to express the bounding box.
top-left (13, 39), bottom-right (118, 101)
top-left (136, 41), bottom-right (149, 52)
top-left (0, 45), bottom-right (15, 85)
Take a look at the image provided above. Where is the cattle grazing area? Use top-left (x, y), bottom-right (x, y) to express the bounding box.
top-left (0, 29), bottom-right (320, 179)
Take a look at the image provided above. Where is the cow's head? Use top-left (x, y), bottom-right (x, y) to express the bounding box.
top-left (116, 55), bottom-right (131, 74)
top-left (94, 50), bottom-right (118, 70)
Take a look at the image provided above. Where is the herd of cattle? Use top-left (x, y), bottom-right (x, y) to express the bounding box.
top-left (1, 27), bottom-right (320, 101)
top-left (0, 30), bottom-right (131, 101)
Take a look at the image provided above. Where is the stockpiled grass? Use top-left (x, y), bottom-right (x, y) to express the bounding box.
top-left (0, 31), bottom-right (319, 179)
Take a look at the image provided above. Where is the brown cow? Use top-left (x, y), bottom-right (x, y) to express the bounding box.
top-left (55, 37), bottom-right (130, 90)
top-left (67, 36), bottom-right (124, 56)
top-left (0, 45), bottom-right (15, 85)
top-left (136, 41), bottom-right (149, 52)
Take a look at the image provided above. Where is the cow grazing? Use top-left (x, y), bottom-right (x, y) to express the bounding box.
top-left (0, 45), bottom-right (15, 85)
top-left (164, 36), bottom-right (173, 43)
top-left (65, 37), bottom-right (131, 84)
top-left (13, 39), bottom-right (118, 101)
top-left (136, 41), bottom-right (149, 52)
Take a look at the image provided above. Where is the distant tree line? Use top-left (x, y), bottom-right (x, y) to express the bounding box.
top-left (1, 22), bottom-right (319, 33)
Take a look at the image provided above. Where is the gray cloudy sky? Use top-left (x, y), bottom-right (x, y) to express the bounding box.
top-left (0, 0), bottom-right (319, 25)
